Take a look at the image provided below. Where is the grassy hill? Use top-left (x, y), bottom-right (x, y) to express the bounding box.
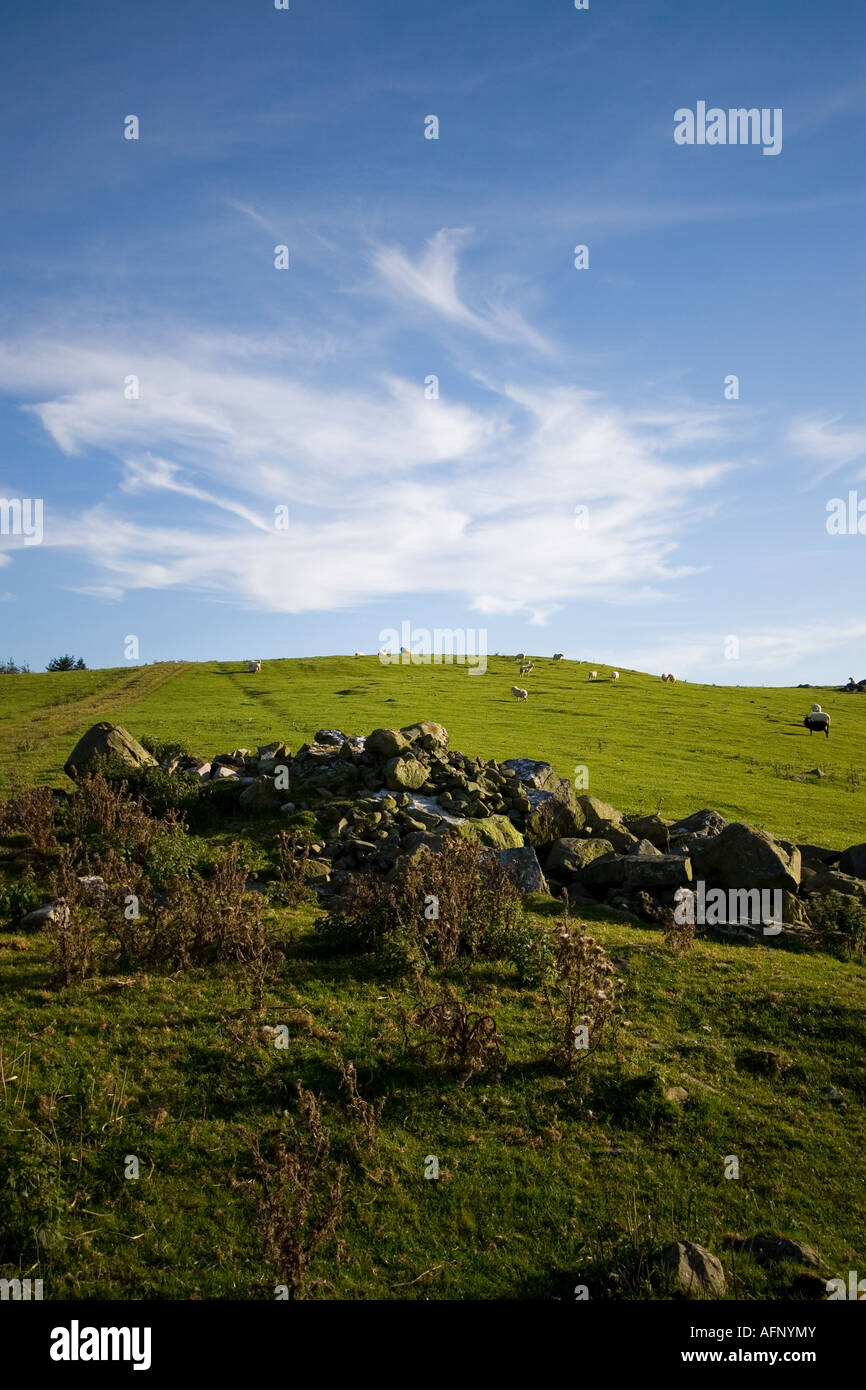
top-left (1, 655), bottom-right (864, 847)
top-left (1, 656), bottom-right (864, 1301)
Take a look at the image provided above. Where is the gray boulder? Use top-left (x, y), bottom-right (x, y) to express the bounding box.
top-left (839, 842), bottom-right (866, 879)
top-left (238, 777), bottom-right (284, 814)
top-left (580, 852), bottom-right (630, 888)
top-left (21, 904), bottom-right (59, 928)
top-left (400, 721), bottom-right (449, 750)
top-left (469, 815), bottom-right (524, 850)
top-left (258, 741), bottom-right (290, 760)
top-left (496, 846), bottom-right (548, 895)
top-left (691, 822), bottom-right (801, 892)
top-left (545, 837), bottom-right (615, 880)
top-left (578, 794), bottom-right (623, 831)
top-left (624, 853), bottom-right (693, 889)
top-left (502, 758), bottom-right (562, 792)
top-left (742, 1236), bottom-right (821, 1268)
top-left (65, 723), bottom-right (156, 780)
top-left (581, 851), bottom-right (692, 890)
top-left (523, 788), bottom-right (584, 848)
top-left (628, 838), bottom-right (662, 857)
top-left (384, 755), bottom-right (429, 791)
top-left (599, 824), bottom-right (640, 852)
top-left (401, 829), bottom-right (448, 857)
top-left (798, 843), bottom-right (841, 872)
top-left (661, 1241), bottom-right (726, 1298)
top-left (803, 869), bottom-right (866, 908)
top-left (623, 813), bottom-right (672, 849)
top-left (367, 728), bottom-right (411, 759)
top-left (670, 808), bottom-right (727, 839)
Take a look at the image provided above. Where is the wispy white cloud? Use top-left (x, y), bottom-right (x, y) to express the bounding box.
top-left (0, 233), bottom-right (742, 624)
top-left (622, 621), bottom-right (866, 679)
top-left (371, 228), bottom-right (553, 355)
top-left (788, 413), bottom-right (866, 481)
top-left (227, 199), bottom-right (279, 235)
top-left (2, 355), bottom-right (731, 622)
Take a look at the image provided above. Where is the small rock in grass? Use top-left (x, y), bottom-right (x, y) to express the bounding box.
top-left (661, 1241), bottom-right (726, 1297)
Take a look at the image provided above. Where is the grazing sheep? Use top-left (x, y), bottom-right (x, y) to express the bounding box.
top-left (804, 703), bottom-right (831, 737)
top-left (588, 671), bottom-right (598, 681)
top-left (247, 660), bottom-right (261, 673)
top-left (519, 662), bottom-right (534, 675)
top-left (511, 685), bottom-right (528, 701)
top-left (662, 673), bottom-right (676, 684)
top-left (610, 671), bottom-right (620, 682)
top-left (552, 653), bottom-right (564, 662)
top-left (516, 652), bottom-right (527, 663)
top-left (401, 646), bottom-right (410, 654)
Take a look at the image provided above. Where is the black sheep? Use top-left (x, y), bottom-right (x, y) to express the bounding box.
top-left (804, 714), bottom-right (830, 737)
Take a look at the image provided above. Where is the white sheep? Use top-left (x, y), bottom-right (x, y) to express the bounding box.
top-left (519, 662), bottom-right (533, 675)
top-left (552, 653), bottom-right (564, 662)
top-left (511, 685), bottom-right (528, 701)
top-left (666, 673), bottom-right (676, 683)
top-left (516, 652), bottom-right (527, 663)
top-left (354, 651), bottom-right (365, 657)
top-left (247, 660), bottom-right (261, 673)
top-left (588, 670), bottom-right (598, 681)
top-left (610, 671), bottom-right (620, 682)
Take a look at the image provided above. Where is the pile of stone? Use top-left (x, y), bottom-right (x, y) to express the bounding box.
top-left (62, 721), bottom-right (866, 938)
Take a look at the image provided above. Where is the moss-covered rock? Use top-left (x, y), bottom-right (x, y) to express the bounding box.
top-left (65, 723), bottom-right (156, 780)
top-left (467, 815), bottom-right (524, 850)
top-left (384, 756), bottom-right (429, 791)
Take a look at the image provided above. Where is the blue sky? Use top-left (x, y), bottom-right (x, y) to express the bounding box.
top-left (1, 0), bottom-right (864, 682)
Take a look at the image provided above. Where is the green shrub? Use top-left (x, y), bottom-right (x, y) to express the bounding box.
top-left (504, 917), bottom-right (555, 986)
top-left (807, 891), bottom-right (866, 957)
top-left (0, 867), bottom-right (46, 924)
top-left (144, 826), bottom-right (207, 887)
top-left (97, 758), bottom-right (203, 821)
top-left (58, 771), bottom-right (173, 867)
top-left (0, 784), bottom-right (57, 855)
top-left (138, 733), bottom-right (194, 763)
top-left (140, 768), bottom-right (202, 820)
top-left (316, 832), bottom-right (525, 970)
top-left (46, 654), bottom-right (86, 671)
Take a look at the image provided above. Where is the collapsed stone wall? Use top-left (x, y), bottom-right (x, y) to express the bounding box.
top-left (65, 720), bottom-right (866, 941)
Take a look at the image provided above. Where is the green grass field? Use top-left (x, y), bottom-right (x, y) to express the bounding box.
top-left (1, 656), bottom-right (864, 846)
top-left (1, 657), bottom-right (864, 1300)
